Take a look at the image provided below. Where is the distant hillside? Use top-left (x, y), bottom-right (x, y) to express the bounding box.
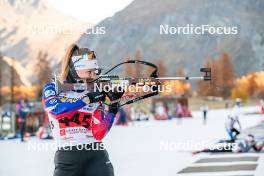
top-left (0, 56), bottom-right (24, 86)
top-left (0, 0), bottom-right (92, 84)
top-left (78, 0), bottom-right (264, 76)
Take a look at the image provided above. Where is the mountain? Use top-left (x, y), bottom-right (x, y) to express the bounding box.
top-left (1, 56), bottom-right (30, 86)
top-left (78, 0), bottom-right (264, 76)
top-left (0, 0), bottom-right (92, 84)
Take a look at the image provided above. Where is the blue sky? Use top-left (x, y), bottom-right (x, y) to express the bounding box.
top-left (47, 0), bottom-right (134, 24)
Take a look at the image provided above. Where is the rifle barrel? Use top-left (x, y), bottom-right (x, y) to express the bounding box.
top-left (156, 76), bottom-right (205, 80)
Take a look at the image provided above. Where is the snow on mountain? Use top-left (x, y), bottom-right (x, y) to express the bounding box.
top-left (0, 0), bottom-right (93, 84)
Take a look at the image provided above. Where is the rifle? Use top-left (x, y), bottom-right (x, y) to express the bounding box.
top-left (55, 60), bottom-right (211, 106)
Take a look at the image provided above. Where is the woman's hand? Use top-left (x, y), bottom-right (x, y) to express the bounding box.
top-left (105, 89), bottom-right (124, 101)
top-left (104, 88), bottom-right (125, 114)
top-left (82, 91), bottom-right (106, 104)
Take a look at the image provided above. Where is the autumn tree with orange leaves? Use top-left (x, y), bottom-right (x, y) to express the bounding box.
top-left (198, 53), bottom-right (235, 99)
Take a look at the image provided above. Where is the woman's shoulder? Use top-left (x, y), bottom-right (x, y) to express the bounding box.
top-left (42, 82), bottom-right (57, 97)
top-left (43, 82), bottom-right (56, 89)
top-left (42, 80), bottom-right (70, 97)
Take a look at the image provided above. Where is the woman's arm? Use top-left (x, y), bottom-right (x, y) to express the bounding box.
top-left (91, 104), bottom-right (119, 140)
top-left (91, 88), bottom-right (123, 140)
top-left (42, 82), bottom-right (86, 116)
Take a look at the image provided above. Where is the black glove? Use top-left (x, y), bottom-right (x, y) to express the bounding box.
top-left (105, 89), bottom-right (124, 101)
top-left (82, 91), bottom-right (106, 104)
top-left (105, 87), bottom-right (125, 114)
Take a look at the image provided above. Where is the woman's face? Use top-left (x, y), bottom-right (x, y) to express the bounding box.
top-left (76, 69), bottom-right (97, 81)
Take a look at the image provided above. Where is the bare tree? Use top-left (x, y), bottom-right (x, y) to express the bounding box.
top-left (123, 55), bottom-right (137, 77)
top-left (134, 50), bottom-right (143, 77)
top-left (154, 59), bottom-right (166, 77)
top-left (219, 53), bottom-right (235, 98)
top-left (34, 51), bottom-right (52, 99)
top-left (176, 67), bottom-right (185, 77)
